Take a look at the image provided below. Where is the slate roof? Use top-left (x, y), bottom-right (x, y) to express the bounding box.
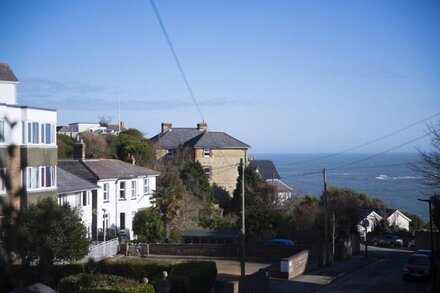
top-left (58, 159), bottom-right (160, 181)
top-left (150, 128), bottom-right (201, 148)
top-left (183, 132), bottom-right (250, 149)
top-left (107, 124), bottom-right (128, 132)
top-left (57, 126), bottom-right (70, 132)
top-left (250, 160), bottom-right (281, 180)
top-left (181, 229), bottom-right (240, 239)
top-left (0, 63), bottom-right (18, 82)
top-left (150, 128), bottom-right (250, 149)
top-left (267, 179), bottom-right (293, 192)
top-left (57, 168), bottom-right (99, 194)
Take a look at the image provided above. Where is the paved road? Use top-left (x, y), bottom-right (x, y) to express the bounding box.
top-left (318, 245), bottom-right (430, 293)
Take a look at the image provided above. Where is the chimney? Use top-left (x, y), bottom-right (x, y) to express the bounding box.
top-left (120, 121), bottom-right (126, 130)
top-left (197, 122), bottom-right (208, 132)
top-left (73, 137), bottom-right (86, 160)
top-left (161, 122), bottom-right (172, 133)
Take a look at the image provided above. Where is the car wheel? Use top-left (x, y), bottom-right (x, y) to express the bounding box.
top-left (390, 243), bottom-right (395, 248)
top-left (373, 241), bottom-right (378, 246)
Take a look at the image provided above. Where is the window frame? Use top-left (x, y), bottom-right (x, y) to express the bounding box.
top-left (203, 148), bottom-right (211, 157)
top-left (103, 183), bottom-right (109, 202)
top-left (119, 181), bottom-right (126, 199)
top-left (131, 181), bottom-right (136, 199)
top-left (144, 178), bottom-right (150, 194)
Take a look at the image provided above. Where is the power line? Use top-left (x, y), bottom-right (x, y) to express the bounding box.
top-left (288, 111), bottom-right (440, 165)
top-left (287, 133), bottom-right (429, 177)
top-left (149, 0), bottom-right (205, 122)
top-left (331, 133), bottom-right (430, 170)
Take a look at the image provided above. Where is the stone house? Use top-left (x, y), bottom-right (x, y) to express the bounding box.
top-left (0, 63), bottom-right (57, 208)
top-left (150, 122), bottom-right (250, 195)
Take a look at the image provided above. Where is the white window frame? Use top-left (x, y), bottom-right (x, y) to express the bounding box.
top-left (203, 148), bottom-right (211, 157)
top-left (103, 183), bottom-right (109, 202)
top-left (26, 121), bottom-right (55, 145)
top-left (119, 181), bottom-right (126, 199)
top-left (131, 181), bottom-right (136, 199)
top-left (144, 178), bottom-right (150, 194)
top-left (0, 120), bottom-right (4, 143)
top-left (26, 166), bottom-right (56, 190)
top-left (203, 166), bottom-right (211, 179)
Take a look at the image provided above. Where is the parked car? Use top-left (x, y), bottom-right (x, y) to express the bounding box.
top-left (371, 234), bottom-right (403, 248)
top-left (415, 249), bottom-right (431, 257)
top-left (264, 239), bottom-right (294, 246)
top-left (408, 239), bottom-right (415, 250)
top-left (403, 254), bottom-right (432, 281)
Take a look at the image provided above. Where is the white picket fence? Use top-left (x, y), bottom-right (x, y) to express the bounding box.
top-left (81, 238), bottom-right (119, 263)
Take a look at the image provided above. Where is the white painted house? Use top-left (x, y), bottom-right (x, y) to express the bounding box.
top-left (57, 168), bottom-right (100, 238)
top-left (387, 209), bottom-right (412, 231)
top-left (58, 142), bottom-right (160, 240)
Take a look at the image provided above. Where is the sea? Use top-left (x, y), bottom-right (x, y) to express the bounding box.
top-left (251, 153), bottom-right (434, 222)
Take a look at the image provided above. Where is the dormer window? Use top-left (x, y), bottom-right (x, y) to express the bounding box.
top-left (203, 148), bottom-right (211, 157)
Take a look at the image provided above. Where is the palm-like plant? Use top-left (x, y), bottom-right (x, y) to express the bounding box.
top-left (152, 186), bottom-right (183, 242)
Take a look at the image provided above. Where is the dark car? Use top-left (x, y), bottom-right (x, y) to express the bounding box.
top-left (371, 234), bottom-right (403, 248)
top-left (415, 249), bottom-right (431, 257)
top-left (403, 254), bottom-right (432, 281)
top-left (264, 239), bottom-right (294, 246)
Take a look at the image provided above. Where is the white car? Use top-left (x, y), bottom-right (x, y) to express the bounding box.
top-left (408, 239), bottom-right (415, 250)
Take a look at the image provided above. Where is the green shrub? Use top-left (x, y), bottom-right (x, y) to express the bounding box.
top-left (99, 258), bottom-right (174, 281)
top-left (58, 273), bottom-right (154, 293)
top-left (170, 261), bottom-right (217, 293)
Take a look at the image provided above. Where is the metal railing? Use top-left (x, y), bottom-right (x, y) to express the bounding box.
top-left (81, 238), bottom-right (119, 263)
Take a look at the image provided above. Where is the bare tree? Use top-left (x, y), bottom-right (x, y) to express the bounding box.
top-left (411, 120), bottom-right (440, 188)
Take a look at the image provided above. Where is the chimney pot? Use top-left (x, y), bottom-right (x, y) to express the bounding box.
top-left (197, 122), bottom-right (208, 132)
top-left (161, 122), bottom-right (172, 133)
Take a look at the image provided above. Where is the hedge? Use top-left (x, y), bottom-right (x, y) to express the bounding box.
top-left (169, 261), bottom-right (218, 293)
top-left (58, 273), bottom-right (154, 293)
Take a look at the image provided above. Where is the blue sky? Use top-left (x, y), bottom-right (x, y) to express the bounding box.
top-left (1, 0), bottom-right (439, 153)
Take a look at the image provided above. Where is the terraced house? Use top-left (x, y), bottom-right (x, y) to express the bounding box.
top-left (0, 63), bottom-right (57, 208)
top-left (150, 122), bottom-right (250, 195)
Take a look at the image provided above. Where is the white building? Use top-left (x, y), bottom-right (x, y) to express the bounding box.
top-left (57, 121), bottom-right (128, 138)
top-left (1, 63), bottom-right (57, 205)
top-left (57, 168), bottom-right (99, 238)
top-left (58, 141), bottom-right (160, 239)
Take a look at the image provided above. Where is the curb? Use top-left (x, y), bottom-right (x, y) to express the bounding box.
top-left (314, 258), bottom-right (380, 292)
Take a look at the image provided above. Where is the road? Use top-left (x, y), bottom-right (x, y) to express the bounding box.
top-left (318, 245), bottom-right (431, 293)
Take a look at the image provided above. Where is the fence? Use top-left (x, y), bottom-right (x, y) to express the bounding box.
top-left (81, 238), bottom-right (119, 263)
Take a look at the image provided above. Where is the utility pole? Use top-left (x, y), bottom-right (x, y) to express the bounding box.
top-left (418, 197), bottom-right (436, 292)
top-left (240, 158), bottom-right (246, 292)
top-left (323, 168), bottom-right (328, 265)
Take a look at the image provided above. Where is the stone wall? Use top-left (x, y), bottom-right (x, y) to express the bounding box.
top-left (273, 245), bottom-right (321, 279)
top-left (195, 148), bottom-right (247, 195)
top-left (122, 243), bottom-right (301, 260)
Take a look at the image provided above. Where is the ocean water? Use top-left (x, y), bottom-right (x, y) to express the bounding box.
top-left (252, 153), bottom-right (433, 221)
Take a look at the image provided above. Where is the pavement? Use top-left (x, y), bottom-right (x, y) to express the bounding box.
top-left (268, 254), bottom-right (377, 292)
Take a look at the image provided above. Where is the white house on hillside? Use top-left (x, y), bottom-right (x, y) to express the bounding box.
top-left (57, 168), bottom-right (100, 239)
top-left (58, 140), bottom-right (160, 239)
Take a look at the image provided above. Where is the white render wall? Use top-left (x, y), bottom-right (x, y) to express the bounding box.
top-left (96, 175), bottom-right (156, 239)
top-left (0, 104), bottom-right (57, 146)
top-left (58, 190), bottom-right (94, 238)
top-left (387, 211), bottom-right (410, 231)
top-left (0, 81), bottom-right (17, 104)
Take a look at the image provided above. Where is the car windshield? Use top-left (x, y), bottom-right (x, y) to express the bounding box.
top-left (407, 256), bottom-right (429, 266)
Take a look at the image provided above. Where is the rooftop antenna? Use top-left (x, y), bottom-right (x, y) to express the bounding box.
top-left (118, 97), bottom-right (121, 134)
